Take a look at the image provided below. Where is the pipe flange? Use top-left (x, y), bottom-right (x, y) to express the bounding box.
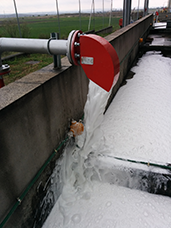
top-left (67, 30), bottom-right (75, 64)
top-left (67, 30), bottom-right (83, 65)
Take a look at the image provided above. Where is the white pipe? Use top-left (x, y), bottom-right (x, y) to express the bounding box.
top-left (48, 39), bottom-right (67, 55)
top-left (55, 0), bottom-right (61, 36)
top-left (102, 0), bottom-right (104, 28)
top-left (13, 0), bottom-right (22, 38)
top-left (88, 0), bottom-right (93, 31)
top-left (123, 0), bottom-right (132, 27)
top-left (137, 0), bottom-right (140, 20)
top-left (109, 0), bottom-right (113, 26)
top-left (0, 38), bottom-right (67, 55)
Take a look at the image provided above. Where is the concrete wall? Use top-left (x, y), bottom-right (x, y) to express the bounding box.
top-left (0, 14), bottom-right (153, 227)
top-left (0, 59), bottom-right (89, 227)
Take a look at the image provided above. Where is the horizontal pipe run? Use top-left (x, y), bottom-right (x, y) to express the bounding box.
top-left (48, 39), bottom-right (67, 55)
top-left (110, 156), bottom-right (171, 171)
top-left (0, 38), bottom-right (68, 55)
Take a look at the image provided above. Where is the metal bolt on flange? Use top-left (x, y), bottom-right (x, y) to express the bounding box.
top-left (74, 42), bottom-right (80, 47)
top-left (75, 54), bottom-right (80, 58)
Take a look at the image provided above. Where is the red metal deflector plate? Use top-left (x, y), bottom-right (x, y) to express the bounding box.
top-left (80, 34), bottom-right (120, 92)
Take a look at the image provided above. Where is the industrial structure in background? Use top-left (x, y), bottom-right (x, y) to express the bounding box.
top-left (168, 0), bottom-right (171, 12)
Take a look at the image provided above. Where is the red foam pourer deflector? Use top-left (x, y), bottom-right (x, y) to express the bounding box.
top-left (80, 34), bottom-right (120, 92)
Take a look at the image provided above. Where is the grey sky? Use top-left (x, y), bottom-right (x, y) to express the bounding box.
top-left (0, 0), bottom-right (168, 14)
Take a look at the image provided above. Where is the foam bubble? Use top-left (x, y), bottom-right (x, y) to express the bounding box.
top-left (71, 214), bottom-right (81, 224)
top-left (106, 201), bottom-right (112, 207)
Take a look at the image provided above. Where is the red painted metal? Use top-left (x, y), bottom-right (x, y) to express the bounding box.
top-left (79, 34), bottom-right (120, 92)
top-left (0, 70), bottom-right (10, 76)
top-left (0, 69), bottom-right (10, 88)
top-left (0, 76), bottom-right (5, 88)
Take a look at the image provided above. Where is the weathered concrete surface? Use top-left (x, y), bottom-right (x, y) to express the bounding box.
top-left (0, 57), bottom-right (89, 227)
top-left (0, 14), bottom-right (153, 227)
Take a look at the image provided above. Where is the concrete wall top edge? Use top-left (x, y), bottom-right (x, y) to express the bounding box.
top-left (105, 14), bottom-right (153, 42)
top-left (105, 14), bottom-right (153, 65)
top-left (0, 56), bottom-right (71, 111)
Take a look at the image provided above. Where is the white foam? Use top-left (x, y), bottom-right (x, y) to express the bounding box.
top-left (43, 181), bottom-right (171, 228)
top-left (101, 52), bottom-right (171, 164)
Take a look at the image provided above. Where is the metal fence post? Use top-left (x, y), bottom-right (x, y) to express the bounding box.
top-left (137, 0), bottom-right (140, 20)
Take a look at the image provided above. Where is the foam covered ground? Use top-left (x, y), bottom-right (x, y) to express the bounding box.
top-left (43, 52), bottom-right (171, 227)
top-left (101, 52), bottom-right (171, 164)
top-left (43, 181), bottom-right (171, 228)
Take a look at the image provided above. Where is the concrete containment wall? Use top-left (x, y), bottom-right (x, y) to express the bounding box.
top-left (0, 14), bottom-right (153, 227)
top-left (0, 59), bottom-right (89, 227)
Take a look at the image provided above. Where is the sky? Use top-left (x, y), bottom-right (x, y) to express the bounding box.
top-left (0, 0), bottom-right (168, 15)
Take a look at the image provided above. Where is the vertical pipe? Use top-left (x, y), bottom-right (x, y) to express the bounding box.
top-left (169, 0), bottom-right (171, 12)
top-left (55, 0), bottom-right (61, 37)
top-left (93, 0), bottom-right (95, 30)
top-left (143, 0), bottom-right (146, 16)
top-left (123, 0), bottom-right (132, 27)
top-left (102, 0), bottom-right (104, 28)
top-left (109, 0), bottom-right (113, 26)
top-left (128, 0), bottom-right (132, 24)
top-left (144, 0), bottom-right (149, 16)
top-left (79, 0), bottom-right (82, 30)
top-left (123, 0), bottom-right (126, 27)
top-left (137, 0), bottom-right (140, 20)
top-left (88, 0), bottom-right (93, 31)
top-left (129, 0), bottom-right (132, 24)
top-left (146, 0), bottom-right (149, 14)
top-left (13, 0), bottom-right (22, 38)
